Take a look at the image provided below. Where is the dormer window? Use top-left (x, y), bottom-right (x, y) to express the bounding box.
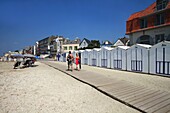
top-left (140, 18), bottom-right (147, 29)
top-left (156, 0), bottom-right (168, 10)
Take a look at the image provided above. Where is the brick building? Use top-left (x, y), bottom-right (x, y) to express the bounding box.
top-left (126, 0), bottom-right (170, 45)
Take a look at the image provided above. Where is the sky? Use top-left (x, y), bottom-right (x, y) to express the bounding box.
top-left (0, 0), bottom-right (155, 56)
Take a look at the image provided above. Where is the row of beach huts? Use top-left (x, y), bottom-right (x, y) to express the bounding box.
top-left (59, 41), bottom-right (170, 77)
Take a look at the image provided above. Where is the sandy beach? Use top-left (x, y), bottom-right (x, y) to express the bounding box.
top-left (0, 62), bottom-right (139, 113)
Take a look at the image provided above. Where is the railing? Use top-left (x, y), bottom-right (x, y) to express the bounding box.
top-left (114, 60), bottom-right (122, 69)
top-left (101, 59), bottom-right (107, 67)
top-left (131, 60), bottom-right (142, 72)
top-left (84, 58), bottom-right (88, 65)
top-left (92, 59), bottom-right (97, 66)
top-left (156, 61), bottom-right (170, 75)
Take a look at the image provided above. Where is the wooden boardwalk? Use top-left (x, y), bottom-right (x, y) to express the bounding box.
top-left (42, 61), bottom-right (170, 113)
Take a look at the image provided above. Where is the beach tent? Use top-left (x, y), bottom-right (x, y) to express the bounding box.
top-left (91, 48), bottom-right (101, 66)
top-left (127, 44), bottom-right (152, 73)
top-left (83, 49), bottom-right (92, 65)
top-left (150, 41), bottom-right (170, 76)
top-left (100, 47), bottom-right (113, 68)
top-left (113, 46), bottom-right (129, 70)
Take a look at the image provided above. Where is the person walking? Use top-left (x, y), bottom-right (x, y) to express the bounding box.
top-left (75, 53), bottom-right (80, 71)
top-left (67, 51), bottom-right (74, 71)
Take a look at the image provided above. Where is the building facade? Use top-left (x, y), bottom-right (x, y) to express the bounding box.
top-left (126, 0), bottom-right (170, 45)
top-left (62, 38), bottom-right (80, 53)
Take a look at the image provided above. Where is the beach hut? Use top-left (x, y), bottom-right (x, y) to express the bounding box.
top-left (113, 46), bottom-right (129, 70)
top-left (150, 41), bottom-right (170, 76)
top-left (60, 52), bottom-right (68, 62)
top-left (127, 44), bottom-right (152, 73)
top-left (83, 49), bottom-right (92, 65)
top-left (100, 47), bottom-right (113, 68)
top-left (91, 48), bottom-right (101, 66)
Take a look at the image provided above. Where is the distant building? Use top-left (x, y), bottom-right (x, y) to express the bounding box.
top-left (114, 37), bottom-right (130, 47)
top-left (79, 38), bottom-right (100, 49)
top-left (62, 38), bottom-right (81, 53)
top-left (100, 40), bottom-right (113, 47)
top-left (38, 36), bottom-right (57, 56)
top-left (79, 38), bottom-right (91, 49)
top-left (126, 0), bottom-right (170, 45)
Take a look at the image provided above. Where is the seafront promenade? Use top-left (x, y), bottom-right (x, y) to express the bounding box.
top-left (42, 61), bottom-right (170, 113)
top-left (0, 61), bottom-right (170, 113)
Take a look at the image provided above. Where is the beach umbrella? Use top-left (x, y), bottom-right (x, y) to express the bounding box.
top-left (23, 54), bottom-right (36, 58)
top-left (11, 54), bottom-right (24, 58)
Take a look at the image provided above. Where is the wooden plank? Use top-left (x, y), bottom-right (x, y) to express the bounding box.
top-left (114, 88), bottom-right (148, 98)
top-left (154, 104), bottom-right (170, 113)
top-left (109, 85), bottom-right (144, 94)
top-left (129, 91), bottom-right (164, 104)
top-left (119, 89), bottom-right (153, 100)
top-left (145, 99), bottom-right (170, 113)
top-left (124, 90), bottom-right (158, 102)
top-left (139, 94), bottom-right (170, 110)
top-left (99, 82), bottom-right (130, 92)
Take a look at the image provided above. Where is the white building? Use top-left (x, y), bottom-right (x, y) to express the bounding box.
top-left (91, 48), bottom-right (101, 66)
top-left (112, 46), bottom-right (129, 70)
top-left (150, 41), bottom-right (170, 76)
top-left (127, 44), bottom-right (152, 73)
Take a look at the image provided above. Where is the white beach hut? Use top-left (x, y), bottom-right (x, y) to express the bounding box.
top-left (113, 46), bottom-right (129, 70)
top-left (150, 41), bottom-right (170, 76)
top-left (91, 48), bottom-right (101, 66)
top-left (100, 47), bottom-right (113, 68)
top-left (127, 44), bottom-right (152, 73)
top-left (60, 52), bottom-right (68, 62)
top-left (83, 49), bottom-right (92, 65)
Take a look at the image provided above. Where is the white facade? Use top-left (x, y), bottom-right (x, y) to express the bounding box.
top-left (129, 25), bottom-right (170, 45)
top-left (60, 52), bottom-right (69, 62)
top-left (112, 46), bottom-right (129, 70)
top-left (91, 48), bottom-right (101, 66)
top-left (150, 41), bottom-right (170, 76)
top-left (127, 44), bottom-right (152, 73)
top-left (100, 47), bottom-right (113, 68)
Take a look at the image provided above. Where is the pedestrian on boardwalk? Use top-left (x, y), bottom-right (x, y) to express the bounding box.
top-left (67, 51), bottom-right (74, 71)
top-left (75, 53), bottom-right (80, 71)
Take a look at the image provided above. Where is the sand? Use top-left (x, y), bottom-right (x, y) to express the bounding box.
top-left (0, 62), bottom-right (139, 113)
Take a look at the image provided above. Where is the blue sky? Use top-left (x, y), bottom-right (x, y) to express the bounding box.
top-left (0, 0), bottom-right (155, 56)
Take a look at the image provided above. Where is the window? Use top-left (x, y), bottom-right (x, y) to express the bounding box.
top-left (155, 13), bottom-right (165, 25)
top-left (64, 47), bottom-right (67, 50)
top-left (155, 34), bottom-right (165, 44)
top-left (157, 0), bottom-right (168, 10)
top-left (140, 18), bottom-right (147, 29)
top-left (74, 46), bottom-right (78, 50)
top-left (69, 46), bottom-right (72, 50)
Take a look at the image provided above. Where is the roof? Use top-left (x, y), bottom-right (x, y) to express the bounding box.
top-left (117, 46), bottom-right (130, 50)
top-left (102, 40), bottom-right (113, 45)
top-left (137, 44), bottom-right (152, 48)
top-left (101, 46), bottom-right (114, 50)
top-left (127, 1), bottom-right (170, 21)
top-left (119, 37), bottom-right (129, 45)
top-left (93, 48), bottom-right (101, 51)
top-left (151, 41), bottom-right (170, 48)
top-left (79, 38), bottom-right (91, 46)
